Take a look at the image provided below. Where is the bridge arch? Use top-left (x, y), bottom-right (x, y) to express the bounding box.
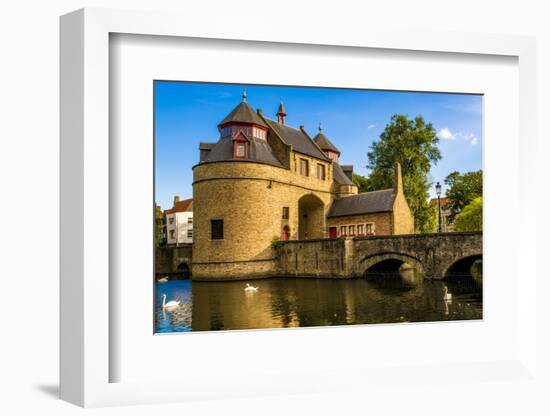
top-left (177, 262), bottom-right (191, 278)
top-left (443, 254), bottom-right (482, 279)
top-left (360, 251), bottom-right (424, 276)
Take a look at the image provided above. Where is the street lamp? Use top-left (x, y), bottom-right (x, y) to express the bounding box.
top-left (435, 181), bottom-right (442, 233)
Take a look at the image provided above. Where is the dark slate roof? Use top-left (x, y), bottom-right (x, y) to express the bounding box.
top-left (313, 131), bottom-right (340, 153)
top-left (264, 119), bottom-right (330, 161)
top-left (340, 165), bottom-right (353, 181)
top-left (333, 163), bottom-right (354, 185)
top-left (200, 137), bottom-right (284, 168)
top-left (199, 142), bottom-right (216, 150)
top-left (327, 189), bottom-right (396, 217)
top-left (218, 102), bottom-right (268, 128)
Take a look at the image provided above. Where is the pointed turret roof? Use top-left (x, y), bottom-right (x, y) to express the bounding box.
top-left (312, 124), bottom-right (340, 154)
top-left (217, 90), bottom-right (268, 128)
top-left (277, 100), bottom-right (286, 116)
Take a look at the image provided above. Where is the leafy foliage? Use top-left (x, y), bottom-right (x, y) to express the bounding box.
top-left (352, 173), bottom-right (374, 193)
top-left (155, 204), bottom-right (164, 247)
top-left (271, 236), bottom-right (283, 250)
top-left (454, 197), bottom-right (482, 231)
top-left (366, 114), bottom-right (441, 233)
top-left (444, 170), bottom-right (483, 221)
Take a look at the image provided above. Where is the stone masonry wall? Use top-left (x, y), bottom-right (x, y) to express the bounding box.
top-left (326, 212), bottom-right (392, 237)
top-left (277, 238), bottom-right (352, 278)
top-left (156, 245), bottom-right (192, 274)
top-left (192, 158), bottom-right (334, 280)
top-left (276, 232), bottom-right (482, 279)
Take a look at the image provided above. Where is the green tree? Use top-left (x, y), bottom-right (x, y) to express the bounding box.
top-left (454, 197), bottom-right (482, 231)
top-left (352, 173), bottom-right (374, 193)
top-left (367, 114), bottom-right (442, 233)
top-left (444, 170), bottom-right (483, 221)
top-left (155, 204), bottom-right (164, 247)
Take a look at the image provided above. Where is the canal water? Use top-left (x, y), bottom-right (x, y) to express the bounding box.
top-left (155, 274), bottom-right (482, 333)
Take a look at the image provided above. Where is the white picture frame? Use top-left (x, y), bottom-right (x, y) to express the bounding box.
top-left (60, 8), bottom-right (538, 408)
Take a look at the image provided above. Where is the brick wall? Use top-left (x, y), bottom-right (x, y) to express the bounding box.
top-left (326, 212), bottom-right (393, 236)
top-left (192, 159), bottom-right (333, 279)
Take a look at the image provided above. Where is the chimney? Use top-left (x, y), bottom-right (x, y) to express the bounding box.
top-left (173, 195), bottom-right (180, 206)
top-left (394, 162), bottom-right (403, 194)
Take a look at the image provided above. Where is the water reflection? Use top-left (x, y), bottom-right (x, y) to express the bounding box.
top-left (155, 274), bottom-right (482, 333)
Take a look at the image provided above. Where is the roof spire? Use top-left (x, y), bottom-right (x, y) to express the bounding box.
top-left (242, 89), bottom-right (247, 102)
top-left (277, 99), bottom-right (287, 125)
top-left (319, 122), bottom-right (323, 132)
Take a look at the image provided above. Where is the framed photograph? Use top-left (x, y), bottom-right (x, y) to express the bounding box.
top-left (153, 81), bottom-right (483, 334)
top-left (60, 8), bottom-right (538, 407)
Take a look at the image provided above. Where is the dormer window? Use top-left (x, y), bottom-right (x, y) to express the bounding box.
top-left (326, 151), bottom-right (339, 163)
top-left (235, 142), bottom-right (246, 157)
top-left (233, 131), bottom-right (248, 159)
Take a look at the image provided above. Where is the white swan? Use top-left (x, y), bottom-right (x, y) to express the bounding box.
top-left (244, 283), bottom-right (259, 292)
top-left (162, 293), bottom-right (180, 310)
top-left (443, 285), bottom-right (452, 301)
top-left (157, 277), bottom-right (168, 283)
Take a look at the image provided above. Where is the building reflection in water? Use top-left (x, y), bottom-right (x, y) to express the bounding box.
top-left (155, 272), bottom-right (482, 333)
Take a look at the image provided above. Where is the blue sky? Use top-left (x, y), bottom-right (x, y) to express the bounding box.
top-left (155, 81), bottom-right (482, 211)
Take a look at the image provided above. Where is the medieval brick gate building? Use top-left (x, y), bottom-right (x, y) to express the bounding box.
top-left (190, 92), bottom-right (415, 280)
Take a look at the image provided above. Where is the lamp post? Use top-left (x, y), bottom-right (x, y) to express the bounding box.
top-left (435, 181), bottom-right (442, 233)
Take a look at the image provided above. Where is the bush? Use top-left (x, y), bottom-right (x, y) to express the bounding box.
top-left (271, 236), bottom-right (283, 249)
top-left (455, 197), bottom-right (482, 231)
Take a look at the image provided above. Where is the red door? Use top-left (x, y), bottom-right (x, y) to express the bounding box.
top-left (282, 226), bottom-right (290, 241)
top-left (329, 227), bottom-right (337, 238)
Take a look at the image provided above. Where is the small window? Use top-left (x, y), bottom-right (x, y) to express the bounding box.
top-left (340, 226), bottom-right (346, 236)
top-left (282, 207), bottom-right (289, 219)
top-left (349, 225), bottom-right (355, 236)
top-left (366, 223), bottom-right (373, 234)
top-left (211, 219), bottom-right (224, 240)
top-left (187, 230), bottom-right (193, 238)
top-left (169, 217), bottom-right (174, 224)
top-left (357, 224), bottom-right (364, 235)
top-left (316, 164), bottom-right (326, 180)
top-left (235, 142), bottom-right (246, 158)
top-left (299, 159), bottom-right (309, 176)
top-left (169, 230), bottom-right (175, 239)
top-left (188, 217), bottom-right (193, 224)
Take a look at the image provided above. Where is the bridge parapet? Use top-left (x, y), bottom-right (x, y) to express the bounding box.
top-left (276, 232), bottom-right (482, 279)
top-left (156, 244), bottom-right (193, 275)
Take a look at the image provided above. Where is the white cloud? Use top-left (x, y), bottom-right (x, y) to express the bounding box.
top-left (367, 124), bottom-right (376, 129)
top-left (438, 127), bottom-right (455, 140)
top-left (460, 132), bottom-right (479, 145)
top-left (439, 128), bottom-right (479, 145)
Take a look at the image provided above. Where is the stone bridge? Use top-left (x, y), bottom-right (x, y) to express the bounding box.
top-left (276, 232), bottom-right (482, 279)
top-left (155, 244), bottom-right (192, 277)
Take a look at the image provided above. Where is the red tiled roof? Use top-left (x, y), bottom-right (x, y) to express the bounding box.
top-left (429, 197), bottom-right (448, 208)
top-left (165, 198), bottom-right (193, 215)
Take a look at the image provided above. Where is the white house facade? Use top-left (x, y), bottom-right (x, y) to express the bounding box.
top-left (165, 197), bottom-right (193, 245)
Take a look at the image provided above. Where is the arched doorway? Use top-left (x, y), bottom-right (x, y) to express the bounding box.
top-left (298, 194), bottom-right (325, 240)
top-left (281, 225), bottom-right (290, 241)
top-left (177, 262), bottom-right (191, 279)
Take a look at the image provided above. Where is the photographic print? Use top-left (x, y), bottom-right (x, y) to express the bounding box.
top-left (154, 82), bottom-right (482, 333)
